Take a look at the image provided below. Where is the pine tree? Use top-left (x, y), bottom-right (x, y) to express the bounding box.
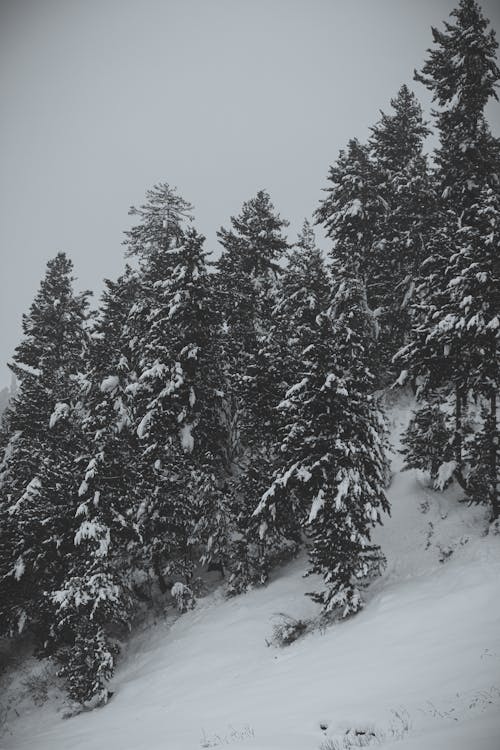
top-left (414, 0), bottom-right (500, 211)
top-left (401, 398), bottom-right (454, 484)
top-left (452, 182), bottom-right (500, 518)
top-left (125, 186), bottom-right (228, 591)
top-left (225, 223), bottom-right (330, 589)
top-left (395, 205), bottom-right (488, 493)
top-left (307, 277), bottom-right (389, 613)
top-left (53, 268), bottom-right (142, 704)
top-left (216, 191), bottom-right (290, 590)
top-left (305, 141), bottom-right (391, 613)
top-left (216, 190), bottom-right (289, 453)
top-left (270, 221), bottom-right (330, 391)
top-left (251, 221), bottom-right (330, 544)
top-left (76, 268), bottom-right (142, 569)
top-left (368, 85), bottom-right (434, 373)
top-left (0, 253), bottom-right (90, 642)
top-left (121, 184), bottom-right (194, 589)
top-left (255, 275), bottom-right (389, 616)
top-left (399, 0), bottom-right (500, 513)
top-left (147, 226), bottom-right (228, 574)
top-left (316, 140), bottom-right (382, 300)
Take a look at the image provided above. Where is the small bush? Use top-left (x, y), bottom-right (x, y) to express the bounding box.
top-left (319, 726), bottom-right (380, 750)
top-left (269, 613), bottom-right (308, 647)
top-left (319, 709), bottom-right (411, 749)
top-left (171, 582), bottom-right (196, 612)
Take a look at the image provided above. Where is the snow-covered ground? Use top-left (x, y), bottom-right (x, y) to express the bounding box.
top-left (2, 394), bottom-right (500, 750)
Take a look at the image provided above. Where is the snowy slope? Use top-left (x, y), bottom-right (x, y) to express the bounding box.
top-left (2, 395), bottom-right (500, 750)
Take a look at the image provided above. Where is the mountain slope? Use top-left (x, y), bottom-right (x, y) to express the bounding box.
top-left (2, 395), bottom-right (500, 750)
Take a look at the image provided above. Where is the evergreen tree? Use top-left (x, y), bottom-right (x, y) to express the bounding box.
top-left (451, 183), bottom-right (500, 517)
top-left (395, 204), bottom-right (491, 494)
top-left (414, 0), bottom-right (500, 211)
top-left (216, 190), bottom-right (289, 454)
top-left (252, 221), bottom-right (330, 546)
top-left (227, 223), bottom-right (330, 590)
top-left (369, 85), bottom-right (434, 373)
top-left (269, 220), bottom-right (330, 392)
top-left (216, 191), bottom-right (290, 590)
top-left (255, 275), bottom-right (389, 616)
top-left (316, 139), bottom-right (382, 303)
top-left (399, 0), bottom-right (500, 514)
top-left (401, 398), bottom-right (454, 484)
top-left (315, 139), bottom-right (386, 377)
top-left (76, 268), bottom-right (142, 569)
top-left (0, 253), bottom-right (90, 643)
top-left (307, 277), bottom-right (389, 613)
top-left (306, 140), bottom-right (392, 612)
top-left (53, 268), bottom-right (142, 704)
top-left (126, 186), bottom-right (228, 590)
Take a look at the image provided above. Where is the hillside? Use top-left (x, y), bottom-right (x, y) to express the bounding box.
top-left (1, 395), bottom-right (500, 750)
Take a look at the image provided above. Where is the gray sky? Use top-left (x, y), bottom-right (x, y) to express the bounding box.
top-left (1, 0), bottom-right (499, 387)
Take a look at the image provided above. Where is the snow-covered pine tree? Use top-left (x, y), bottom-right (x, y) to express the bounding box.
top-left (269, 220), bottom-right (330, 394)
top-left (122, 184), bottom-right (196, 590)
top-left (254, 221), bottom-right (329, 468)
top-left (216, 190), bottom-right (289, 454)
top-left (241, 221), bottom-right (331, 572)
top-left (295, 143), bottom-right (392, 614)
top-left (125, 185), bottom-right (228, 591)
top-left (315, 139), bottom-right (385, 376)
top-left (151, 227), bottom-right (229, 576)
top-left (401, 397), bottom-right (454, 485)
top-left (398, 0), bottom-right (500, 509)
top-left (255, 270), bottom-right (389, 616)
top-left (414, 0), bottom-right (500, 214)
top-left (0, 253), bottom-right (90, 644)
top-left (452, 182), bottom-right (500, 519)
top-left (306, 275), bottom-right (390, 614)
top-left (368, 85), bottom-right (435, 375)
top-left (399, 207), bottom-right (489, 492)
top-left (75, 268), bottom-right (142, 565)
top-left (51, 268), bottom-right (142, 704)
top-left (216, 191), bottom-right (290, 590)
top-left (251, 221), bottom-right (330, 542)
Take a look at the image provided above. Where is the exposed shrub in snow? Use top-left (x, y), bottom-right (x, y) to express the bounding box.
top-left (269, 612), bottom-right (308, 647)
top-left (171, 582), bottom-right (196, 612)
top-left (319, 727), bottom-right (379, 750)
top-left (319, 709), bottom-right (411, 749)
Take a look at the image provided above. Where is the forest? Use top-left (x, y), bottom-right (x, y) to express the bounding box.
top-left (0, 0), bottom-right (499, 711)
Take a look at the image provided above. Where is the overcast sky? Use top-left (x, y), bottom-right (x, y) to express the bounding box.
top-left (1, 0), bottom-right (499, 387)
